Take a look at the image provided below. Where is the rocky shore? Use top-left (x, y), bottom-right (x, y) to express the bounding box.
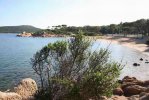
top-left (1, 76), bottom-right (149, 100)
top-left (16, 32), bottom-right (65, 37)
top-left (111, 76), bottom-right (149, 100)
top-left (0, 78), bottom-right (37, 100)
top-left (16, 32), bottom-right (32, 37)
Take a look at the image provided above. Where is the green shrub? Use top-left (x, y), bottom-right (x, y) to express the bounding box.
top-left (31, 30), bottom-right (122, 100)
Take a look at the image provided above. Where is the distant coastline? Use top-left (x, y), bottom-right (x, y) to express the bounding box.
top-left (0, 25), bottom-right (41, 33)
top-left (16, 32), bottom-right (65, 37)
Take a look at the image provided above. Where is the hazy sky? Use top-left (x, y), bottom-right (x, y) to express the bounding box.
top-left (0, 0), bottom-right (149, 28)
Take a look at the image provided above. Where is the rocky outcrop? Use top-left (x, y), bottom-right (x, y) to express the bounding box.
top-left (1, 76), bottom-right (149, 100)
top-left (109, 95), bottom-right (128, 100)
top-left (140, 93), bottom-right (149, 100)
top-left (123, 85), bottom-right (146, 96)
top-left (108, 93), bottom-right (149, 100)
top-left (0, 92), bottom-right (22, 100)
top-left (0, 78), bottom-right (37, 100)
top-left (17, 32), bottom-right (32, 37)
top-left (17, 32), bottom-right (65, 37)
top-left (113, 88), bottom-right (124, 96)
top-left (14, 78), bottom-right (37, 100)
top-left (112, 76), bottom-right (149, 100)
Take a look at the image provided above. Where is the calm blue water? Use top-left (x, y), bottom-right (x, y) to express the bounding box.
top-left (0, 33), bottom-right (64, 91)
top-left (0, 33), bottom-right (149, 91)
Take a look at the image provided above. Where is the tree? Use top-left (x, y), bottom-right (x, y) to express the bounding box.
top-left (31, 31), bottom-right (122, 100)
top-left (122, 27), bottom-right (130, 37)
top-left (100, 26), bottom-right (110, 35)
top-left (145, 20), bottom-right (149, 36)
top-left (109, 24), bottom-right (117, 35)
top-left (134, 19), bottom-right (147, 38)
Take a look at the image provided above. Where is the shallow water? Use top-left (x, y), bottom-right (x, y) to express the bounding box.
top-left (94, 40), bottom-right (149, 81)
top-left (0, 33), bottom-right (149, 91)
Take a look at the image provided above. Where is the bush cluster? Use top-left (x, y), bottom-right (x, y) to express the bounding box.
top-left (31, 31), bottom-right (122, 100)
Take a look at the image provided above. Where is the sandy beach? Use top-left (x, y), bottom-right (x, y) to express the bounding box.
top-left (98, 36), bottom-right (149, 55)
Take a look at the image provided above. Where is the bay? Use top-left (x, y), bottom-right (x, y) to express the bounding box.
top-left (0, 33), bottom-right (149, 91)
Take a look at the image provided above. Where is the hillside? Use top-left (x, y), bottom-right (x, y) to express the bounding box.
top-left (0, 25), bottom-right (41, 33)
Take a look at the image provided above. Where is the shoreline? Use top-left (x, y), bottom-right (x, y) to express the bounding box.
top-left (98, 36), bottom-right (149, 56)
top-left (16, 33), bottom-right (65, 37)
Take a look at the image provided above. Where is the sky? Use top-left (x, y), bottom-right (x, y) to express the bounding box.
top-left (0, 0), bottom-right (149, 29)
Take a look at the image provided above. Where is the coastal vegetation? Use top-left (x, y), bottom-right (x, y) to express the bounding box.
top-left (31, 31), bottom-right (122, 99)
top-left (14, 19), bottom-right (149, 39)
top-left (31, 19), bottom-right (149, 37)
top-left (1, 0), bottom-right (149, 99)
